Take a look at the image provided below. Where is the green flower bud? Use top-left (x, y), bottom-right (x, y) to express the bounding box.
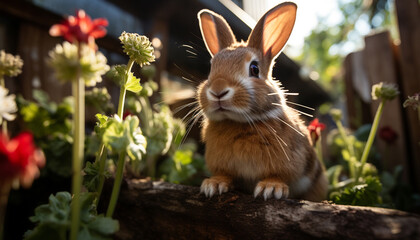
top-left (330, 108), bottom-right (342, 122)
top-left (0, 50), bottom-right (23, 77)
top-left (371, 82), bottom-right (399, 101)
top-left (48, 42), bottom-right (110, 86)
top-left (119, 32), bottom-right (155, 67)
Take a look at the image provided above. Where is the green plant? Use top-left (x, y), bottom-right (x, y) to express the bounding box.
top-left (24, 192), bottom-right (118, 240)
top-left (326, 82), bottom-right (399, 207)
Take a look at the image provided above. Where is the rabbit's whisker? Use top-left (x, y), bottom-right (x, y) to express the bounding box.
top-left (185, 50), bottom-right (198, 56)
top-left (272, 103), bottom-right (313, 118)
top-left (275, 116), bottom-right (305, 137)
top-left (173, 101), bottom-right (198, 115)
top-left (285, 101), bottom-right (314, 111)
top-left (260, 120), bottom-right (290, 161)
top-left (242, 112), bottom-right (275, 165)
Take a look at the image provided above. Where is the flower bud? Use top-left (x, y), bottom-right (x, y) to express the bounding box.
top-left (403, 93), bottom-right (419, 110)
top-left (330, 108), bottom-right (342, 122)
top-left (0, 50), bottom-right (23, 77)
top-left (119, 32), bottom-right (155, 67)
top-left (371, 82), bottom-right (399, 101)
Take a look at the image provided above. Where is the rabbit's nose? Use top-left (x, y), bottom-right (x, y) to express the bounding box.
top-left (210, 89), bottom-right (229, 98)
top-left (208, 88), bottom-right (233, 101)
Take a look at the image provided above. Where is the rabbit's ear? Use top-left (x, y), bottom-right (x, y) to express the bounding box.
top-left (247, 2), bottom-right (297, 60)
top-left (198, 10), bottom-right (236, 57)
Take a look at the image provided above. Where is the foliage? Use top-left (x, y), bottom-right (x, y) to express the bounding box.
top-left (85, 87), bottom-right (114, 114)
top-left (83, 161), bottom-right (111, 192)
top-left (24, 192), bottom-right (119, 240)
top-left (297, 0), bottom-right (395, 97)
top-left (331, 176), bottom-right (382, 206)
top-left (325, 82), bottom-right (401, 207)
top-left (17, 90), bottom-right (73, 177)
top-left (101, 115), bottom-right (146, 161)
top-left (158, 143), bottom-right (207, 186)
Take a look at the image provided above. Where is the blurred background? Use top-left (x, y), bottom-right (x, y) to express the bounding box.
top-left (1, 0), bottom-right (419, 239)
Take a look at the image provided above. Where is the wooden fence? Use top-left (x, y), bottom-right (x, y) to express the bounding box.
top-left (344, 0), bottom-right (420, 191)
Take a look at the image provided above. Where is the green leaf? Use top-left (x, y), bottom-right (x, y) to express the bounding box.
top-left (331, 176), bottom-right (383, 207)
top-left (33, 89), bottom-right (57, 113)
top-left (25, 192), bottom-right (119, 240)
top-left (102, 115), bottom-right (146, 161)
top-left (106, 64), bottom-right (126, 85)
top-left (88, 217), bottom-right (119, 235)
top-left (125, 72), bottom-right (142, 93)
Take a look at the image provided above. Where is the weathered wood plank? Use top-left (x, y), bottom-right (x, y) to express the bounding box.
top-left (395, 0), bottom-right (420, 192)
top-left (364, 31), bottom-right (409, 181)
top-left (344, 51), bottom-right (372, 129)
top-left (105, 179), bottom-right (420, 240)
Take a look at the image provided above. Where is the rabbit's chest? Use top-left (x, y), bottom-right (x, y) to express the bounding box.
top-left (205, 126), bottom-right (290, 178)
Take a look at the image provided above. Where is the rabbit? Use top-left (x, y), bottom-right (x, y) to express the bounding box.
top-left (196, 2), bottom-right (328, 202)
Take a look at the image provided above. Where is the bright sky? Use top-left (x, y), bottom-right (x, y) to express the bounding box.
top-left (264, 0), bottom-right (342, 57)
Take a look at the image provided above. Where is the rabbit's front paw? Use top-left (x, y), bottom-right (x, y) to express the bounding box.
top-left (254, 179), bottom-right (289, 200)
top-left (200, 176), bottom-right (232, 197)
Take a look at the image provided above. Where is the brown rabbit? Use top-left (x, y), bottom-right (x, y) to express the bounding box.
top-left (196, 2), bottom-right (328, 201)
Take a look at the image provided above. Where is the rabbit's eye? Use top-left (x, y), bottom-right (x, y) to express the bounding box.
top-left (249, 61), bottom-right (259, 78)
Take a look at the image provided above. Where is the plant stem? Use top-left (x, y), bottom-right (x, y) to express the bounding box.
top-left (70, 45), bottom-right (85, 240)
top-left (94, 144), bottom-right (107, 206)
top-left (117, 59), bottom-right (135, 119)
top-left (0, 181), bottom-right (11, 240)
top-left (316, 135), bottom-right (324, 167)
top-left (356, 100), bottom-right (385, 183)
top-left (334, 119), bottom-right (357, 178)
top-left (335, 120), bottom-right (355, 158)
top-left (106, 152), bottom-right (126, 217)
top-left (106, 59), bottom-right (135, 217)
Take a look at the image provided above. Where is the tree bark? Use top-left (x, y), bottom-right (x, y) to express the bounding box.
top-left (106, 179), bottom-right (420, 240)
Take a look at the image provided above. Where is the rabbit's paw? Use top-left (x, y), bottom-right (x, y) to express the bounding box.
top-left (200, 176), bottom-right (232, 197)
top-left (254, 179), bottom-right (289, 200)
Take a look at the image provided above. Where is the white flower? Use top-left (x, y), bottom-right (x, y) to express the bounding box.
top-left (0, 86), bottom-right (17, 123)
top-left (48, 42), bottom-right (110, 87)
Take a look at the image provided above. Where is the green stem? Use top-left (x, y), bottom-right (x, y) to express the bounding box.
top-left (95, 144), bottom-right (108, 206)
top-left (106, 58), bottom-right (135, 217)
top-left (70, 45), bottom-right (85, 240)
top-left (0, 181), bottom-right (11, 240)
top-left (117, 59), bottom-right (135, 119)
top-left (336, 120), bottom-right (355, 158)
top-left (335, 119), bottom-right (357, 178)
top-left (356, 100), bottom-right (385, 183)
top-left (316, 135), bottom-right (324, 168)
top-left (106, 152), bottom-right (126, 217)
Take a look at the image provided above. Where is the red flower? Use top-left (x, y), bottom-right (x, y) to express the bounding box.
top-left (49, 10), bottom-right (108, 50)
top-left (379, 126), bottom-right (398, 144)
top-left (308, 118), bottom-right (326, 145)
top-left (0, 132), bottom-right (45, 188)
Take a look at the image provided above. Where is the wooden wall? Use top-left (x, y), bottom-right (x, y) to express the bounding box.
top-left (344, 0), bottom-right (420, 191)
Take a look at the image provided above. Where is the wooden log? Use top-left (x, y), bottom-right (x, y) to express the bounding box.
top-left (107, 179), bottom-right (420, 240)
top-left (395, 0), bottom-right (420, 192)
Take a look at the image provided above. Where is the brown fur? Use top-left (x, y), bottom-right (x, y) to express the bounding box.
top-left (197, 2), bottom-right (328, 201)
